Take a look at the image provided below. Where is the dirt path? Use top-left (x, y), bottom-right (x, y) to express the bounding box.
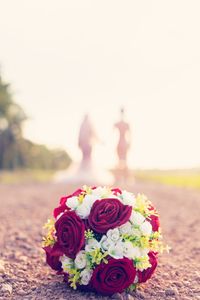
top-left (0, 181), bottom-right (200, 300)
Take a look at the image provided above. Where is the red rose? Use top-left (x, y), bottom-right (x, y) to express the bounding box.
top-left (91, 258), bottom-right (136, 295)
top-left (54, 189), bottom-right (84, 218)
top-left (53, 202), bottom-right (69, 219)
top-left (54, 196), bottom-right (69, 219)
top-left (59, 196), bottom-right (69, 206)
top-left (55, 211), bottom-right (85, 258)
top-left (59, 189), bottom-right (84, 205)
top-left (111, 187), bottom-right (122, 195)
top-left (149, 214), bottom-right (160, 232)
top-left (137, 252), bottom-right (157, 283)
top-left (43, 243), bottom-right (63, 271)
top-left (148, 205), bottom-right (160, 232)
top-left (88, 198), bottom-right (132, 233)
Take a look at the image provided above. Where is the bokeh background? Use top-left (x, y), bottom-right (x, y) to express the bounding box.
top-left (1, 0), bottom-right (200, 187)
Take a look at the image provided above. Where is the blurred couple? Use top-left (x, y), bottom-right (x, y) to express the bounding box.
top-left (78, 108), bottom-right (131, 177)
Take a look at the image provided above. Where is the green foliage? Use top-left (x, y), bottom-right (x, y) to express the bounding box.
top-left (42, 219), bottom-right (56, 247)
top-left (0, 170), bottom-right (55, 184)
top-left (0, 72), bottom-right (71, 170)
top-left (135, 170), bottom-right (200, 189)
top-left (84, 229), bottom-right (94, 240)
top-left (67, 268), bottom-right (81, 289)
top-left (89, 248), bottom-right (108, 265)
top-left (127, 283), bottom-right (137, 292)
top-left (20, 139), bottom-right (71, 170)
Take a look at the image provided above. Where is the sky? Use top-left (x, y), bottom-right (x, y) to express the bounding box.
top-left (0, 0), bottom-right (200, 169)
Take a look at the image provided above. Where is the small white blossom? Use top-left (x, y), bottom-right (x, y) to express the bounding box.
top-left (85, 238), bottom-right (100, 252)
top-left (80, 269), bottom-right (93, 285)
top-left (67, 196), bottom-right (79, 210)
top-left (130, 211), bottom-right (145, 226)
top-left (134, 275), bottom-right (139, 284)
top-left (120, 190), bottom-right (136, 206)
top-left (100, 236), bottom-right (115, 251)
top-left (140, 221), bottom-right (152, 235)
top-left (108, 241), bottom-right (124, 259)
top-left (60, 255), bottom-right (73, 271)
top-left (74, 251), bottom-right (87, 269)
top-left (76, 202), bottom-right (91, 219)
top-left (119, 222), bottom-right (132, 235)
top-left (107, 228), bottom-right (120, 242)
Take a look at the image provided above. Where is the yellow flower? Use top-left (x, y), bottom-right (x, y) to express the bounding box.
top-left (83, 185), bottom-right (92, 194)
top-left (134, 194), bottom-right (150, 216)
top-left (78, 193), bottom-right (85, 204)
top-left (139, 236), bottom-right (150, 249)
top-left (68, 269), bottom-right (81, 289)
top-left (135, 256), bottom-right (151, 271)
top-left (42, 219), bottom-right (56, 247)
top-left (90, 248), bottom-right (108, 265)
top-left (84, 229), bottom-right (94, 239)
top-left (43, 218), bottom-right (55, 230)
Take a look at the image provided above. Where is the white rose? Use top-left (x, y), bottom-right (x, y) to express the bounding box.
top-left (60, 255), bottom-right (73, 271)
top-left (122, 241), bottom-right (134, 258)
top-left (122, 242), bottom-right (142, 259)
top-left (140, 248), bottom-right (149, 256)
top-left (107, 228), bottom-right (120, 242)
top-left (85, 238), bottom-right (100, 252)
top-left (84, 194), bottom-right (97, 208)
top-left (119, 222), bottom-right (132, 235)
top-left (80, 269), bottom-right (93, 285)
top-left (92, 186), bottom-right (112, 198)
top-left (108, 241), bottom-right (124, 259)
top-left (120, 190), bottom-right (136, 206)
top-left (131, 227), bottom-right (142, 237)
top-left (130, 211), bottom-right (145, 225)
top-left (100, 236), bottom-right (115, 251)
top-left (140, 221), bottom-right (152, 235)
top-left (74, 251), bottom-right (87, 269)
top-left (130, 246), bottom-right (142, 259)
top-left (76, 202), bottom-right (91, 219)
top-left (67, 196), bottom-right (79, 210)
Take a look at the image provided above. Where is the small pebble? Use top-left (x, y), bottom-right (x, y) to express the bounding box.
top-left (0, 260), bottom-right (5, 273)
top-left (1, 283), bottom-right (12, 294)
top-left (17, 289), bottom-right (30, 296)
top-left (174, 281), bottom-right (182, 287)
top-left (19, 255), bottom-right (28, 262)
top-left (111, 293), bottom-right (123, 300)
top-left (126, 295), bottom-right (134, 300)
top-left (0, 276), bottom-right (4, 283)
top-left (135, 290), bottom-right (146, 299)
top-left (165, 288), bottom-right (178, 296)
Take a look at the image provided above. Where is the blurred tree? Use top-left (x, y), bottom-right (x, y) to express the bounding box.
top-left (0, 74), bottom-right (26, 169)
top-left (0, 73), bottom-right (71, 170)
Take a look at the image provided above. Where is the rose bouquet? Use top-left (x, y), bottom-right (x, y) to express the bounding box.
top-left (43, 186), bottom-right (168, 296)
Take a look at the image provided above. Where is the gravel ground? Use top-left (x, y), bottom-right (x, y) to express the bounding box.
top-left (0, 181), bottom-right (200, 300)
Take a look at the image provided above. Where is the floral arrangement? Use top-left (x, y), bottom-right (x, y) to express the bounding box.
top-left (43, 186), bottom-right (168, 296)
